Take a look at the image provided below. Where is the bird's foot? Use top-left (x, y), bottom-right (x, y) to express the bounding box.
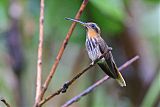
top-left (91, 57), bottom-right (101, 65)
top-left (90, 61), bottom-right (95, 65)
top-left (108, 47), bottom-right (112, 51)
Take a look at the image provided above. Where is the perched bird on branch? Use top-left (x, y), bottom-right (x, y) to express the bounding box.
top-left (66, 18), bottom-right (126, 87)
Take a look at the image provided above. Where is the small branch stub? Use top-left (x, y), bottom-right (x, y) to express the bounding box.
top-left (61, 82), bottom-right (69, 93)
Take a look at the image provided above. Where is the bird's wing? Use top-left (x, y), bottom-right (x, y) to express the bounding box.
top-left (97, 61), bottom-right (115, 78)
top-left (97, 37), bottom-right (119, 78)
top-left (97, 37), bottom-right (126, 86)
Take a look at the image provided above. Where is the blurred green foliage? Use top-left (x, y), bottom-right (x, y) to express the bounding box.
top-left (89, 0), bottom-right (125, 34)
top-left (141, 70), bottom-right (160, 107)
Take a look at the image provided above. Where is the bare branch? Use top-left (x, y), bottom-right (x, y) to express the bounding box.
top-left (62, 55), bottom-right (140, 107)
top-left (1, 97), bottom-right (11, 107)
top-left (34, 0), bottom-right (44, 106)
top-left (39, 0), bottom-right (89, 101)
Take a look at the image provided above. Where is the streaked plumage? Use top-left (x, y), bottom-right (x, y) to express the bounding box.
top-left (65, 18), bottom-right (126, 87)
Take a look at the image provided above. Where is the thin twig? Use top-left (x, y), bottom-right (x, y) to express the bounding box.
top-left (39, 48), bottom-right (112, 106)
top-left (39, 0), bottom-right (89, 100)
top-left (34, 0), bottom-right (44, 106)
top-left (1, 98), bottom-right (11, 107)
top-left (62, 55), bottom-right (140, 107)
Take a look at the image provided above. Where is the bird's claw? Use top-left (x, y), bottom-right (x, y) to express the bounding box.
top-left (108, 47), bottom-right (112, 51)
top-left (91, 61), bottom-right (95, 65)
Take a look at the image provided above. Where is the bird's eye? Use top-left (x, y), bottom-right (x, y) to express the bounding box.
top-left (91, 24), bottom-right (96, 28)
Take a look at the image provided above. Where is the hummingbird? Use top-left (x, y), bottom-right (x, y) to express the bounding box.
top-left (65, 17), bottom-right (126, 87)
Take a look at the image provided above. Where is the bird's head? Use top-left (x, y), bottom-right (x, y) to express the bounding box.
top-left (65, 17), bottom-right (100, 38)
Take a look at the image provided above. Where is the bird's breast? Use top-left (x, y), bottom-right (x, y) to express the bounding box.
top-left (85, 38), bottom-right (101, 61)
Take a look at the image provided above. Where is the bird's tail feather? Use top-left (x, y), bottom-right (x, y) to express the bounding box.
top-left (116, 71), bottom-right (126, 87)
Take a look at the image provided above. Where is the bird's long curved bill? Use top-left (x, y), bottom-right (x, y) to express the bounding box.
top-left (65, 17), bottom-right (86, 26)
